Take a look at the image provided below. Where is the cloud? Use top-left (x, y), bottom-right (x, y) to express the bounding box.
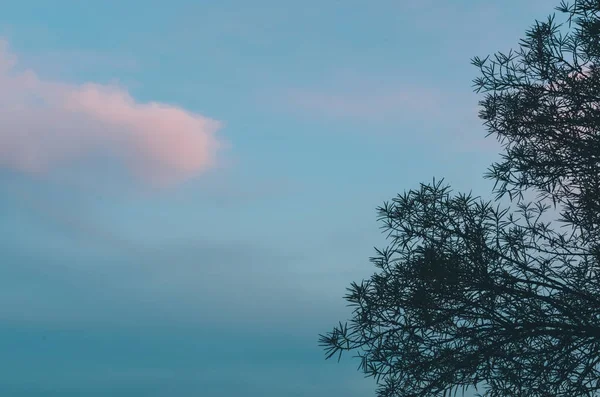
top-left (284, 86), bottom-right (440, 122)
top-left (19, 49), bottom-right (139, 74)
top-left (267, 68), bottom-right (472, 126)
top-left (0, 39), bottom-right (222, 186)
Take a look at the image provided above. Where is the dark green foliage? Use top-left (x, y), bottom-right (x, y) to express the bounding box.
top-left (473, 0), bottom-right (600, 242)
top-left (319, 1), bottom-right (600, 396)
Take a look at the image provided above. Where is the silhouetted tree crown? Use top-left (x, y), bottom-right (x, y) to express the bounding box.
top-left (320, 1), bottom-right (600, 396)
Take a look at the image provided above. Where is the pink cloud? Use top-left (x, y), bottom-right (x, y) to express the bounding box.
top-left (278, 75), bottom-right (504, 153)
top-left (0, 39), bottom-right (222, 186)
top-left (276, 70), bottom-right (446, 123)
top-left (285, 87), bottom-right (441, 122)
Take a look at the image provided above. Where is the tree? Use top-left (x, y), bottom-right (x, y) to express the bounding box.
top-left (319, 1), bottom-right (600, 396)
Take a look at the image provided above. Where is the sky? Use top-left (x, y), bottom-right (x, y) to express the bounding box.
top-left (0, 1), bottom-right (558, 396)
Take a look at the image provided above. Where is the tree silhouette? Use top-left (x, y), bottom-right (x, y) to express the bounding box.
top-left (319, 1), bottom-right (600, 396)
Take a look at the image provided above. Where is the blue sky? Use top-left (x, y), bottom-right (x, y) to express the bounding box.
top-left (0, 1), bottom-right (556, 396)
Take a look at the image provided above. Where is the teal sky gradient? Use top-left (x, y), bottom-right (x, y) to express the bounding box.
top-left (0, 1), bottom-right (556, 395)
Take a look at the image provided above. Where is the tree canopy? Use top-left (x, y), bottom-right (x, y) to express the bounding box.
top-left (319, 1), bottom-right (600, 396)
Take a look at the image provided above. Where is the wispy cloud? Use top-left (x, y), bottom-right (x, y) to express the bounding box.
top-left (0, 39), bottom-right (223, 187)
top-left (285, 87), bottom-right (440, 122)
top-left (279, 74), bottom-right (443, 123)
top-left (20, 49), bottom-right (139, 73)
